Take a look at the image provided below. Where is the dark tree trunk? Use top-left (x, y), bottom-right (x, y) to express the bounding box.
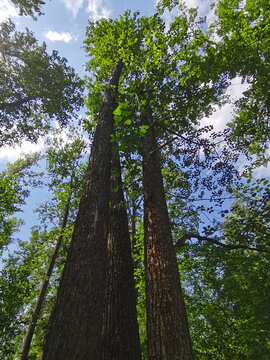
top-left (141, 107), bottom-right (194, 360)
top-left (19, 201), bottom-right (70, 360)
top-left (101, 151), bottom-right (142, 360)
top-left (41, 59), bottom-right (123, 360)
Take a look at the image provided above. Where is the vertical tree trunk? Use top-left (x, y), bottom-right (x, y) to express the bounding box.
top-left (19, 201), bottom-right (70, 360)
top-left (101, 151), bottom-right (142, 360)
top-left (41, 59), bottom-right (123, 360)
top-left (131, 198), bottom-right (137, 256)
top-left (141, 107), bottom-right (194, 360)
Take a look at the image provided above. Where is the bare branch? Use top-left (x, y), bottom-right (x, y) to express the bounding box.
top-left (166, 191), bottom-right (236, 202)
top-left (160, 124), bottom-right (200, 146)
top-left (174, 233), bottom-right (270, 254)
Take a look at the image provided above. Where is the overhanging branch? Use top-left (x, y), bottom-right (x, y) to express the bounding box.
top-left (174, 233), bottom-right (270, 254)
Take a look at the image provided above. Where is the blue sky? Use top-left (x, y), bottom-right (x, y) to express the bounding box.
top-left (1, 0), bottom-right (157, 78)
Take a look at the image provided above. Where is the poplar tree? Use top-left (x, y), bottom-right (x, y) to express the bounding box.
top-left (41, 60), bottom-right (123, 359)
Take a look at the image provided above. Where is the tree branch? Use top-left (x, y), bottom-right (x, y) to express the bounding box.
top-left (0, 96), bottom-right (36, 111)
top-left (148, 137), bottom-right (177, 157)
top-left (166, 191), bottom-right (236, 202)
top-left (159, 124), bottom-right (201, 146)
top-left (174, 233), bottom-right (270, 254)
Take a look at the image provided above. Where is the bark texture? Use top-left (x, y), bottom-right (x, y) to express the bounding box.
top-left (20, 201), bottom-right (70, 360)
top-left (101, 153), bottom-right (142, 360)
top-left (141, 108), bottom-right (194, 360)
top-left (41, 59), bottom-right (123, 360)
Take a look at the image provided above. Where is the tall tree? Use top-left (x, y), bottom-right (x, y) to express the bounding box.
top-left (41, 59), bottom-right (123, 359)
top-left (2, 1), bottom-right (269, 358)
top-left (101, 149), bottom-right (142, 359)
top-left (141, 107), bottom-right (193, 359)
top-left (84, 10), bottom-right (228, 359)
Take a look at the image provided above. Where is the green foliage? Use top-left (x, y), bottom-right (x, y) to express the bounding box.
top-left (209, 0), bottom-right (270, 159)
top-left (0, 226), bottom-right (72, 359)
top-left (0, 230), bottom-right (51, 359)
top-left (0, 20), bottom-right (84, 146)
top-left (0, 128), bottom-right (88, 358)
top-left (1, 0), bottom-right (269, 357)
top-left (0, 153), bottom-right (41, 254)
top-left (10, 0), bottom-right (46, 19)
top-left (176, 178), bottom-right (270, 359)
top-left (182, 244), bottom-right (270, 359)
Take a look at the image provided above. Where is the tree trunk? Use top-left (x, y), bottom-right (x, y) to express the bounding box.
top-left (101, 151), bottom-right (142, 360)
top-left (41, 59), bottom-right (123, 360)
top-left (19, 200), bottom-right (70, 360)
top-left (131, 198), bottom-right (137, 256)
top-left (141, 107), bottom-right (194, 360)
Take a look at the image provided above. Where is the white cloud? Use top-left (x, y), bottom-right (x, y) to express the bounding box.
top-left (185, 0), bottom-right (211, 15)
top-left (0, 0), bottom-right (18, 23)
top-left (60, 0), bottom-right (84, 18)
top-left (200, 77), bottom-right (250, 135)
top-left (87, 0), bottom-right (111, 21)
top-left (58, 0), bottom-right (111, 21)
top-left (0, 139), bottom-right (45, 163)
top-left (45, 30), bottom-right (76, 43)
top-left (253, 162), bottom-right (270, 178)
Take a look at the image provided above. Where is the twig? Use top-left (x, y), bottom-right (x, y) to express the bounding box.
top-left (148, 137), bottom-right (177, 157)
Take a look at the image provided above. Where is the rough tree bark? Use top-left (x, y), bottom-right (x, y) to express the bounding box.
top-left (40, 59), bottom-right (123, 360)
top-left (141, 107), bottom-right (194, 360)
top-left (101, 151), bottom-right (142, 360)
top-left (19, 200), bottom-right (70, 360)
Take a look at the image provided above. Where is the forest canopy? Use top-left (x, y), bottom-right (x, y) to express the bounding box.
top-left (0, 0), bottom-right (269, 359)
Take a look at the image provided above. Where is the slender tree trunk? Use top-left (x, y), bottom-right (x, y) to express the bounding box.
top-left (141, 107), bottom-right (194, 360)
top-left (19, 201), bottom-right (70, 360)
top-left (101, 151), bottom-right (142, 360)
top-left (41, 59), bottom-right (123, 360)
top-left (131, 198), bottom-right (137, 256)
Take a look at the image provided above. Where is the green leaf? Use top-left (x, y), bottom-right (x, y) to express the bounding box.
top-left (113, 107), bottom-right (122, 116)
